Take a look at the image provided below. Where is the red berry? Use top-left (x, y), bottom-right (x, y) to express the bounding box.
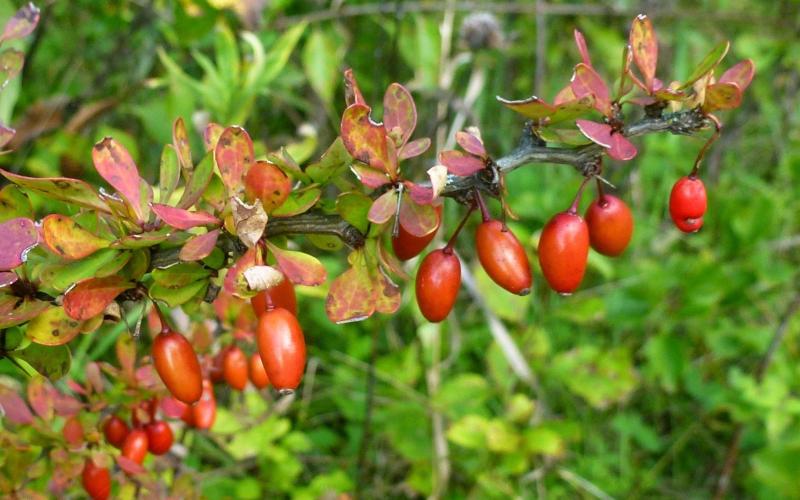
top-left (103, 415), bottom-right (129, 448)
top-left (392, 205), bottom-right (442, 261)
top-left (251, 274), bottom-right (297, 317)
top-left (208, 350), bottom-right (225, 383)
top-left (192, 379), bottom-right (217, 430)
top-left (584, 194), bottom-right (634, 256)
top-left (669, 176), bottom-right (707, 233)
top-left (152, 330), bottom-right (203, 404)
top-left (82, 458), bottom-right (111, 500)
top-left (121, 428), bottom-right (149, 464)
top-left (223, 345), bottom-right (249, 391)
top-left (249, 352), bottom-right (271, 389)
top-left (257, 308), bottom-right (306, 393)
top-left (415, 248), bottom-right (461, 322)
top-left (475, 220), bottom-right (532, 295)
top-left (130, 397), bottom-right (158, 427)
top-left (538, 212), bottom-right (590, 294)
top-left (244, 160), bottom-right (292, 212)
top-left (145, 420), bottom-right (173, 455)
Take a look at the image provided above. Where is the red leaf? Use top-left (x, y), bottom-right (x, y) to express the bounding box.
top-left (629, 14), bottom-right (658, 92)
top-left (325, 254), bottom-right (375, 324)
top-left (406, 182), bottom-right (435, 205)
top-left (267, 243), bottom-right (327, 286)
top-left (0, 384), bottom-right (34, 424)
top-left (351, 163), bottom-right (390, 189)
top-left (383, 83), bottom-right (417, 148)
top-left (41, 214), bottom-right (109, 260)
top-left (496, 95), bottom-right (555, 120)
top-left (116, 333), bottom-right (137, 385)
top-left (398, 137), bottom-right (431, 160)
top-left (367, 189), bottom-right (397, 225)
top-left (85, 362), bottom-right (104, 394)
top-left (340, 104), bottom-right (392, 175)
top-left (52, 393), bottom-right (82, 417)
top-left (0, 3), bottom-right (39, 42)
top-left (703, 82), bottom-right (743, 112)
top-left (439, 150), bottom-right (485, 176)
top-left (117, 456), bottom-right (146, 475)
top-left (173, 117), bottom-right (193, 172)
top-left (344, 68), bottom-right (367, 107)
top-left (608, 133), bottom-right (638, 161)
top-left (27, 376), bottom-right (55, 420)
top-left (203, 122), bottom-right (225, 152)
top-left (456, 130), bottom-right (486, 158)
top-left (215, 126), bottom-right (255, 192)
top-left (151, 203), bottom-right (220, 230)
top-left (553, 84), bottom-right (576, 105)
top-left (0, 296), bottom-right (50, 329)
top-left (63, 276), bottom-right (132, 321)
top-left (573, 29), bottom-right (592, 66)
top-left (575, 119), bottom-right (613, 148)
top-left (92, 138), bottom-right (148, 223)
top-left (571, 63), bottom-right (611, 116)
top-left (223, 246), bottom-right (260, 297)
top-left (180, 229), bottom-right (220, 262)
top-left (0, 217), bottom-right (36, 271)
top-left (399, 196), bottom-right (438, 237)
top-left (0, 168), bottom-right (110, 213)
top-left (719, 59), bottom-right (754, 93)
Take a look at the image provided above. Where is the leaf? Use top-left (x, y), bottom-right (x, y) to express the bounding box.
top-left (215, 126), bottom-right (254, 193)
top-left (116, 334), bottom-right (136, 384)
top-left (719, 59), bottom-right (755, 92)
top-left (702, 82), bottom-right (743, 112)
top-left (178, 153), bottom-right (214, 209)
top-left (41, 214), bottom-right (109, 260)
top-left (372, 269), bottom-right (401, 314)
top-left (172, 117), bottom-right (193, 173)
top-left (575, 119), bottom-right (614, 148)
top-left (399, 195), bottom-right (438, 237)
top-left (231, 196), bottom-right (268, 248)
top-left (350, 163), bottom-right (390, 189)
top-left (0, 271), bottom-right (17, 287)
top-left (0, 217), bottom-right (37, 271)
top-left (537, 127), bottom-right (590, 145)
top-left (340, 104), bottom-right (392, 175)
top-left (149, 280), bottom-right (207, 307)
top-left (0, 383), bottom-right (34, 424)
top-left (608, 132), bottom-right (638, 161)
top-left (383, 83), bottom-right (417, 148)
top-left (336, 192), bottom-right (372, 234)
top-left (325, 256), bottom-right (374, 323)
top-left (548, 95), bottom-right (596, 124)
top-left (267, 243), bottom-right (327, 286)
top-left (27, 376), bottom-right (56, 419)
top-left (456, 130), bottom-right (486, 158)
top-left (344, 68), bottom-right (366, 106)
top-left (223, 246), bottom-right (260, 298)
top-left (571, 63), bottom-right (611, 116)
top-left (63, 276), bottom-right (132, 321)
top-left (0, 124), bottom-right (14, 148)
top-left (680, 40), bottom-right (730, 89)
top-left (302, 27), bottom-right (342, 106)
top-left (269, 187), bottom-right (321, 217)
top-left (158, 145), bottom-right (180, 203)
top-left (573, 29), bottom-right (592, 66)
top-left (629, 15), bottom-right (658, 92)
top-left (180, 229), bottom-right (220, 262)
top-left (496, 95), bottom-right (555, 120)
top-left (152, 262), bottom-right (211, 288)
top-left (306, 137), bottom-right (353, 184)
top-left (92, 137), bottom-right (149, 223)
top-left (405, 182), bottom-right (434, 205)
top-left (0, 3), bottom-right (38, 42)
top-left (151, 203), bottom-right (219, 230)
top-left (26, 307), bottom-right (84, 346)
top-left (203, 122), bottom-right (225, 152)
top-left (39, 248), bottom-right (123, 291)
top-left (0, 49), bottom-right (25, 89)
top-left (17, 344), bottom-right (72, 381)
top-left (0, 169), bottom-right (109, 213)
top-left (367, 189), bottom-right (397, 225)
top-left (439, 150), bottom-right (485, 176)
top-left (116, 456), bottom-right (146, 475)
top-left (0, 296), bottom-right (50, 328)
top-left (266, 147), bottom-right (309, 183)
top-left (398, 137), bottom-right (431, 161)
top-left (112, 230), bottom-right (170, 249)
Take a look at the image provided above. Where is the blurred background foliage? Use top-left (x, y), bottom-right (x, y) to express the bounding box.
top-left (1, 0), bottom-right (799, 498)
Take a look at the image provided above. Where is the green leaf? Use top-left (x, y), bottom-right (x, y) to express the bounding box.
top-left (447, 414), bottom-right (489, 450)
top-left (158, 144), bottom-right (181, 203)
top-left (251, 23), bottom-right (307, 91)
top-left (523, 427), bottom-right (565, 456)
top-left (306, 137), bottom-right (352, 184)
top-left (152, 263), bottom-right (211, 288)
top-left (680, 40), bottom-right (730, 89)
top-left (302, 27), bottom-right (342, 107)
top-left (433, 373), bottom-right (490, 420)
top-left (269, 187), bottom-right (321, 217)
top-left (149, 279), bottom-right (208, 307)
top-left (40, 248), bottom-right (125, 292)
top-left (178, 153), bottom-right (214, 209)
top-left (0, 185), bottom-right (32, 222)
top-left (26, 306), bottom-right (84, 346)
top-left (14, 343), bottom-right (71, 381)
top-left (336, 191), bottom-right (372, 234)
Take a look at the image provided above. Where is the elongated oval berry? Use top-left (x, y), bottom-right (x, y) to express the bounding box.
top-left (415, 248), bottom-right (461, 322)
top-left (82, 458), bottom-right (111, 500)
top-left (192, 379), bottom-right (216, 430)
top-left (251, 275), bottom-right (297, 316)
top-left (249, 352), bottom-right (270, 389)
top-left (152, 330), bottom-right (203, 404)
top-left (475, 220), bottom-right (532, 295)
top-left (121, 428), bottom-right (149, 464)
top-left (257, 308), bottom-right (306, 394)
top-left (538, 212), bottom-right (590, 294)
top-left (669, 176), bottom-right (707, 233)
top-left (223, 345), bottom-right (248, 391)
top-left (392, 204), bottom-right (443, 261)
top-left (145, 420), bottom-right (173, 455)
top-left (585, 195), bottom-right (634, 256)
top-left (103, 415), bottom-right (129, 448)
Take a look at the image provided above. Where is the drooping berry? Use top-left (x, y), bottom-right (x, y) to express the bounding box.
top-left (257, 308), bottom-right (306, 393)
top-left (538, 212), bottom-right (590, 294)
top-left (222, 345), bottom-right (248, 391)
top-left (145, 420), bottom-right (174, 455)
top-left (121, 428), bottom-right (149, 465)
top-left (192, 379), bottom-right (216, 430)
top-left (152, 330), bottom-right (203, 405)
top-left (669, 175), bottom-right (707, 233)
top-left (392, 204), bottom-right (443, 261)
top-left (585, 194), bottom-right (634, 256)
top-left (415, 248), bottom-right (461, 322)
top-left (475, 220), bottom-right (532, 295)
top-left (82, 458), bottom-right (111, 500)
top-left (103, 415), bottom-right (129, 448)
top-left (251, 274), bottom-right (297, 317)
top-left (249, 352), bottom-right (271, 389)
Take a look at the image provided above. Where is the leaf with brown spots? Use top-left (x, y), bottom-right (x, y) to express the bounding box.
top-left (372, 268), bottom-right (401, 314)
top-left (203, 122), bottom-right (225, 152)
top-left (244, 161), bottom-right (292, 212)
top-left (41, 214), bottom-right (109, 260)
top-left (0, 169), bottom-right (110, 213)
top-left (325, 252), bottom-right (374, 324)
top-left (0, 217), bottom-right (37, 270)
top-left (215, 126), bottom-right (254, 193)
top-left (0, 295), bottom-right (50, 328)
top-left (702, 82), bottom-right (743, 112)
top-left (92, 137), bottom-right (149, 223)
top-left (340, 104), bottom-right (393, 176)
top-left (26, 306), bottom-right (84, 346)
top-left (63, 276), bottom-right (132, 321)
top-left (0, 184), bottom-right (33, 222)
top-left (629, 15), bottom-right (658, 92)
top-left (16, 343), bottom-right (73, 382)
top-left (266, 242), bottom-right (327, 286)
top-left (172, 117), bottom-right (193, 173)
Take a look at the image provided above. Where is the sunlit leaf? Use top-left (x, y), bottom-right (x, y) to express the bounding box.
top-left (269, 187), bottom-right (321, 217)
top-left (215, 126), bottom-right (254, 193)
top-left (383, 83), bottom-right (417, 148)
top-left (244, 161), bottom-right (292, 212)
top-left (372, 269), bottom-right (401, 314)
top-left (325, 254), bottom-right (374, 324)
top-left (398, 137), bottom-right (431, 161)
top-left (0, 217), bottom-right (37, 270)
top-left (306, 137), bottom-right (353, 184)
top-left (0, 168), bottom-right (109, 213)
top-left (41, 214), bottom-right (109, 260)
top-left (340, 104), bottom-right (392, 175)
top-left (350, 163), bottom-right (390, 189)
top-left (496, 95), bottom-right (555, 120)
top-left (571, 63), bottom-right (611, 116)
top-left (180, 229), bottom-right (220, 262)
top-left (367, 189), bottom-right (396, 225)
top-left (0, 2), bottom-right (40, 42)
top-left (26, 306), bottom-right (84, 346)
top-left (575, 119), bottom-right (613, 148)
top-left (172, 117), bottom-right (193, 173)
top-left (608, 133), bottom-right (638, 161)
top-left (680, 40), bottom-right (730, 89)
top-left (439, 150), bottom-right (485, 177)
top-left (456, 130), bottom-right (486, 158)
top-left (92, 137), bottom-right (149, 223)
top-left (629, 15), bottom-right (658, 92)
top-left (267, 243), bottom-right (327, 286)
top-left (151, 203), bottom-right (219, 230)
top-left (719, 59), bottom-right (755, 92)
top-left (63, 276), bottom-right (132, 321)
top-left (405, 181), bottom-right (434, 205)
top-left (343, 68), bottom-right (366, 106)
top-left (203, 122), bottom-right (225, 152)
top-left (702, 82), bottom-right (743, 112)
top-left (0, 296), bottom-right (50, 328)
